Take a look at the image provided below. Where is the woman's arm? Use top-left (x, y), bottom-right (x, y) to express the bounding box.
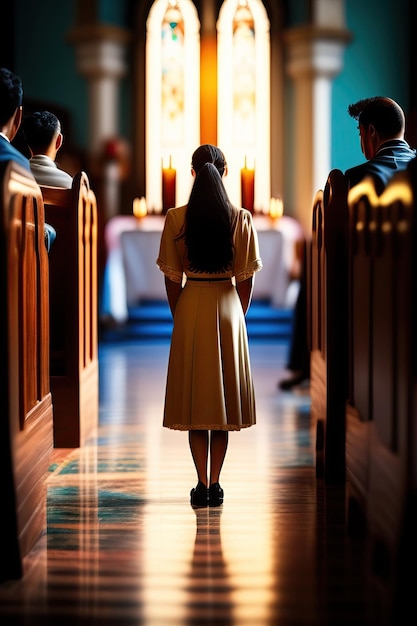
top-left (236, 276), bottom-right (254, 315)
top-left (165, 276), bottom-right (183, 316)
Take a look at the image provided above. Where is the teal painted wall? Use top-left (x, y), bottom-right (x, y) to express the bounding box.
top-left (99, 0), bottom-right (129, 26)
top-left (285, 0), bottom-right (311, 25)
top-left (331, 0), bottom-right (410, 171)
top-left (15, 0), bottom-right (88, 149)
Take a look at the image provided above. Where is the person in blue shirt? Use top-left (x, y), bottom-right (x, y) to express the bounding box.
top-left (0, 67), bottom-right (56, 251)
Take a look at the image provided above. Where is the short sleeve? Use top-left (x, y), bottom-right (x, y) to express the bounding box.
top-left (233, 209), bottom-right (263, 282)
top-left (156, 209), bottom-right (184, 283)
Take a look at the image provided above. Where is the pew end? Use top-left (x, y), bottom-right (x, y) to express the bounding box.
top-left (0, 161), bottom-right (54, 581)
top-left (309, 168), bottom-right (348, 484)
top-left (41, 172), bottom-right (99, 448)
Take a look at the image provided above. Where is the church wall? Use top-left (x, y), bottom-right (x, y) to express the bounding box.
top-left (10, 0), bottom-right (412, 206)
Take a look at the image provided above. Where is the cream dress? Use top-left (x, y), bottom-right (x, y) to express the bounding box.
top-left (156, 205), bottom-right (263, 431)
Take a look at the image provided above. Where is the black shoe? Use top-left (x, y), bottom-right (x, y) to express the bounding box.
top-left (190, 481), bottom-right (208, 508)
top-left (208, 483), bottom-right (224, 507)
top-left (278, 372), bottom-right (308, 390)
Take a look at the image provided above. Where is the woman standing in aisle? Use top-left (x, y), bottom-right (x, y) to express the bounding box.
top-left (157, 144), bottom-right (262, 507)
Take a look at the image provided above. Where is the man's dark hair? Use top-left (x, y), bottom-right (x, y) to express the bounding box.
top-left (21, 111), bottom-right (61, 153)
top-left (0, 67), bottom-right (23, 127)
top-left (347, 96), bottom-right (405, 138)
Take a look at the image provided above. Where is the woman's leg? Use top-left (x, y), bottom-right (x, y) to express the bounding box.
top-left (189, 430), bottom-right (209, 485)
top-left (209, 430), bottom-right (228, 485)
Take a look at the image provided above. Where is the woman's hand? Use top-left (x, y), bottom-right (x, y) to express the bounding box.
top-left (165, 276), bottom-right (183, 316)
top-left (236, 276), bottom-right (254, 314)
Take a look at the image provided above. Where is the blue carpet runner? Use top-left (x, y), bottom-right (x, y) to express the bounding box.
top-left (100, 299), bottom-right (293, 343)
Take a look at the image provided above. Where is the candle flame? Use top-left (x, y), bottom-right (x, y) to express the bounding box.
top-left (133, 196), bottom-right (147, 218)
top-left (243, 155), bottom-right (255, 170)
top-left (162, 155), bottom-right (174, 170)
top-left (269, 197), bottom-right (283, 219)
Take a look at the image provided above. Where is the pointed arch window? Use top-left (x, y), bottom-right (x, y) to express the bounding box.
top-left (161, 2), bottom-right (185, 145)
top-left (218, 0), bottom-right (270, 213)
top-left (233, 1), bottom-right (256, 146)
top-left (146, 0), bottom-right (200, 212)
top-left (145, 1), bottom-right (270, 213)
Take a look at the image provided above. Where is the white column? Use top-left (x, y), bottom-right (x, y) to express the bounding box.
top-left (68, 25), bottom-right (130, 157)
top-left (283, 20), bottom-right (351, 234)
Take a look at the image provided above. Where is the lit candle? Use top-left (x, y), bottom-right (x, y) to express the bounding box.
top-left (133, 196), bottom-right (147, 219)
top-left (162, 156), bottom-right (176, 214)
top-left (269, 197), bottom-right (284, 220)
top-left (241, 156), bottom-right (255, 214)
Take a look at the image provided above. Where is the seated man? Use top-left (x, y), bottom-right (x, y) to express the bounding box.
top-left (279, 96), bottom-right (416, 391)
top-left (0, 68), bottom-right (56, 252)
top-left (21, 110), bottom-right (73, 188)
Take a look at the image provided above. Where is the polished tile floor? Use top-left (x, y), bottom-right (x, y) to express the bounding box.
top-left (0, 338), bottom-right (381, 625)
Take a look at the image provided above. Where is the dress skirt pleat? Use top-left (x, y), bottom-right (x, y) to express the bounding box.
top-left (163, 279), bottom-right (256, 431)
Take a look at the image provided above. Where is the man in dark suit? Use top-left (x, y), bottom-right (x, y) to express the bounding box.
top-left (279, 96), bottom-right (416, 391)
top-left (345, 96), bottom-right (416, 192)
top-left (0, 67), bottom-right (56, 251)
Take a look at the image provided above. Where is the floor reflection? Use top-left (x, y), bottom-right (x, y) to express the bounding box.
top-left (185, 508), bottom-right (233, 624)
top-left (0, 340), bottom-right (374, 624)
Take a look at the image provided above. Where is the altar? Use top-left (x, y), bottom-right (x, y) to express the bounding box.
top-left (100, 213), bottom-right (304, 324)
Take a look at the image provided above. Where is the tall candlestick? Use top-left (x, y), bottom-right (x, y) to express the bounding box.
top-left (162, 156), bottom-right (176, 214)
top-left (241, 156), bottom-right (255, 214)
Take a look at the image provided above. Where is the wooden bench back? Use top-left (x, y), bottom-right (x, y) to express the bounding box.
top-left (41, 172), bottom-right (98, 447)
top-left (0, 160), bottom-right (53, 581)
top-left (309, 168), bottom-right (349, 482)
top-left (345, 161), bottom-right (417, 616)
top-left (309, 159), bottom-right (417, 615)
top-left (310, 186), bottom-right (325, 356)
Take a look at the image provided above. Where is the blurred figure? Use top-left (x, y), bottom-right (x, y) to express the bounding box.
top-left (278, 239), bottom-right (310, 391)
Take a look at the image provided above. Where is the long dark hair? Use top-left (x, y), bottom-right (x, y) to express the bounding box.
top-left (183, 144), bottom-right (236, 273)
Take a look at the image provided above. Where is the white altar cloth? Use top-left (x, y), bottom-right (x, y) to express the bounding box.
top-left (101, 214), bottom-right (303, 323)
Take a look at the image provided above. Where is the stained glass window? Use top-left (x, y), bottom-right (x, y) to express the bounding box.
top-left (146, 0), bottom-right (269, 212)
top-left (161, 2), bottom-right (185, 145)
top-left (218, 0), bottom-right (270, 213)
top-left (233, 1), bottom-right (256, 146)
top-left (146, 0), bottom-right (199, 211)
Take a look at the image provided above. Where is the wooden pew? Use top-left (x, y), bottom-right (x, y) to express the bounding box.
top-left (0, 160), bottom-right (54, 581)
top-left (41, 172), bottom-right (98, 448)
top-left (345, 176), bottom-right (377, 534)
top-left (310, 159), bottom-right (417, 618)
top-left (346, 162), bottom-right (417, 619)
top-left (309, 168), bottom-right (349, 483)
top-left (309, 186), bottom-right (326, 477)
